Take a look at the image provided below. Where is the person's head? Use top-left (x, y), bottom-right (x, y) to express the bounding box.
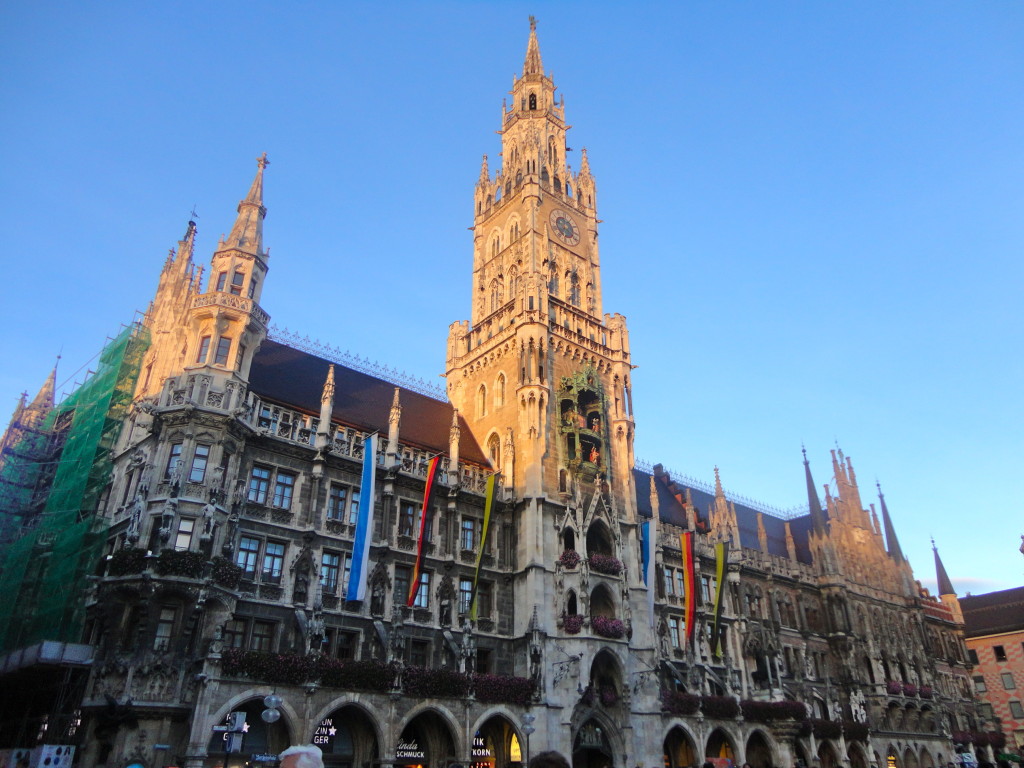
top-left (703, 762), bottom-right (715, 768)
top-left (279, 745), bottom-right (324, 768)
top-left (530, 752), bottom-right (570, 768)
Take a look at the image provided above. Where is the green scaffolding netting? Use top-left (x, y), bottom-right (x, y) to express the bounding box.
top-left (0, 323), bottom-right (149, 652)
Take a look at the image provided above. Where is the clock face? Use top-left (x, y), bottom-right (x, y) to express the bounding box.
top-left (549, 208), bottom-right (582, 247)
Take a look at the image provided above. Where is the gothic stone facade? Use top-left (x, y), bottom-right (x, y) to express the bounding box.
top-left (59, 20), bottom-right (980, 768)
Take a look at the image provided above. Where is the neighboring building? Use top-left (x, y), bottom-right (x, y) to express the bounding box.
top-left (0, 18), bottom-right (982, 768)
top-left (960, 585), bottom-right (1024, 752)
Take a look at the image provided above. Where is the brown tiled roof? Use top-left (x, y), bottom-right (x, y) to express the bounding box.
top-left (248, 339), bottom-right (488, 465)
top-left (959, 586), bottom-right (1024, 637)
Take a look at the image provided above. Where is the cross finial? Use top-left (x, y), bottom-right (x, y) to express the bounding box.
top-left (257, 152), bottom-right (270, 170)
top-left (189, 204), bottom-right (200, 221)
top-left (529, 15), bottom-right (536, 31)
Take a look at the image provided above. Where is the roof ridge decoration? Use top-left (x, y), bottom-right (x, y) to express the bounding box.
top-left (268, 325), bottom-right (448, 401)
top-left (634, 458), bottom-right (809, 521)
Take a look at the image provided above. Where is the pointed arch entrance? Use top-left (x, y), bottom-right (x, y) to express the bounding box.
top-left (311, 704), bottom-right (380, 768)
top-left (745, 731), bottom-right (774, 768)
top-left (573, 718), bottom-right (614, 768)
top-left (398, 710), bottom-right (459, 768)
top-left (705, 728), bottom-right (735, 763)
top-left (472, 714), bottom-right (521, 768)
top-left (818, 741), bottom-right (839, 768)
top-left (664, 726), bottom-right (697, 768)
top-left (205, 698), bottom-right (292, 768)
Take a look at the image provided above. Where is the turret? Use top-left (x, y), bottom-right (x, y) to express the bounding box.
top-left (803, 447), bottom-right (828, 534)
top-left (933, 539), bottom-right (964, 623)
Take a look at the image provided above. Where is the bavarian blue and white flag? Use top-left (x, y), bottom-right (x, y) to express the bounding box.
top-left (642, 518), bottom-right (656, 626)
top-left (347, 433), bottom-right (377, 601)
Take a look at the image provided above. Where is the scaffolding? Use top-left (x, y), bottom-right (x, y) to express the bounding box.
top-left (0, 323), bottom-right (149, 653)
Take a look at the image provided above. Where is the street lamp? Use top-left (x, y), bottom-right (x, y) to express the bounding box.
top-left (521, 713), bottom-right (536, 768)
top-left (262, 694), bottom-right (283, 723)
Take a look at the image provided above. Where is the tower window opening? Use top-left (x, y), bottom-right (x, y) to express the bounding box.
top-left (477, 385), bottom-right (487, 418)
top-left (487, 433), bottom-right (501, 469)
top-left (529, 93), bottom-right (537, 110)
top-left (566, 182), bottom-right (573, 198)
top-left (248, 275), bottom-right (258, 298)
top-left (215, 271), bottom-right (227, 292)
top-left (230, 270), bottom-right (245, 295)
top-left (505, 181), bottom-right (511, 198)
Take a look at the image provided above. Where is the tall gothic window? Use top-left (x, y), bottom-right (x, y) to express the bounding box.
top-left (477, 385), bottom-right (487, 418)
top-left (529, 93), bottom-right (537, 110)
top-left (568, 271), bottom-right (581, 306)
top-left (490, 279), bottom-right (503, 312)
top-left (508, 265), bottom-right (520, 298)
top-left (495, 373), bottom-right (506, 407)
top-left (487, 433), bottom-right (501, 469)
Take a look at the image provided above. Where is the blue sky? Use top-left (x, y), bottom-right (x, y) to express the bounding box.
top-left (1, 2), bottom-right (1021, 595)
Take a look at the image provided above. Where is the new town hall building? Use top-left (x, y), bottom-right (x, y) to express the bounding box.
top-left (0, 20), bottom-right (986, 768)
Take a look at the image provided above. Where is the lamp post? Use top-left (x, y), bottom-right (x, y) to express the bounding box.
top-left (521, 713), bottom-right (535, 768)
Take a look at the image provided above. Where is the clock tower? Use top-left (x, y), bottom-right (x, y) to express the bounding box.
top-left (446, 18), bottom-right (643, 640)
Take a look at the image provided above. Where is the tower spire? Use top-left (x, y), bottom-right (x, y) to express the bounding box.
top-left (803, 447), bottom-right (827, 533)
top-left (523, 16), bottom-right (544, 76)
top-left (29, 359), bottom-right (58, 412)
top-left (933, 538), bottom-right (955, 597)
top-left (224, 153), bottom-right (268, 255)
top-left (877, 482), bottom-right (904, 561)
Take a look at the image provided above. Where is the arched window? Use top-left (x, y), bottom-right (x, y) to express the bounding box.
top-left (516, 170), bottom-right (523, 186)
top-left (529, 93), bottom-right (537, 110)
top-left (505, 181), bottom-right (511, 197)
top-left (541, 168), bottom-right (550, 186)
top-left (487, 433), bottom-right (501, 468)
top-left (491, 235), bottom-right (500, 258)
top-left (548, 269), bottom-right (559, 297)
top-left (508, 265), bottom-right (520, 298)
top-left (495, 373), bottom-right (506, 407)
top-left (568, 271), bottom-right (580, 306)
top-left (489, 279), bottom-right (503, 312)
top-left (566, 182), bottom-right (573, 198)
top-left (477, 385), bottom-right (487, 418)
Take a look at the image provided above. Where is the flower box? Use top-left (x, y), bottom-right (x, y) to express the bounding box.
top-left (155, 549), bottom-right (207, 578)
top-left (661, 690), bottom-right (700, 716)
top-left (886, 680), bottom-right (903, 695)
top-left (919, 685), bottom-right (934, 699)
top-left (564, 614), bottom-right (584, 634)
top-left (592, 615), bottom-right (625, 639)
top-left (902, 682), bottom-right (918, 696)
top-left (403, 666), bottom-right (470, 698)
top-left (108, 547), bottom-right (148, 576)
top-left (473, 673), bottom-right (535, 705)
top-left (211, 556), bottom-right (242, 589)
top-left (740, 700), bottom-right (807, 722)
top-left (559, 549), bottom-right (581, 569)
top-left (589, 553), bottom-right (623, 576)
top-left (700, 695), bottom-right (740, 719)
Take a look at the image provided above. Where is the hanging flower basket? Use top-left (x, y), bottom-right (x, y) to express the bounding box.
top-left (155, 550), bottom-right (207, 578)
top-left (886, 680), bottom-right (903, 695)
top-left (902, 682), bottom-right (918, 696)
top-left (599, 686), bottom-right (619, 706)
top-left (473, 673), bottom-right (535, 705)
top-left (108, 547), bottom-right (148, 576)
top-left (919, 684), bottom-right (934, 699)
top-left (211, 556), bottom-right (242, 589)
top-left (700, 695), bottom-right (740, 719)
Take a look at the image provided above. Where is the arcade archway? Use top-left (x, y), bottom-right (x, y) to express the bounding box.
top-left (664, 726), bottom-right (697, 768)
top-left (311, 704), bottom-right (380, 768)
top-left (398, 710), bottom-right (459, 768)
top-left (573, 718), bottom-right (614, 768)
top-left (705, 728), bottom-right (735, 763)
top-left (205, 698), bottom-right (292, 768)
top-left (745, 730), bottom-right (773, 768)
top-left (473, 714), bottom-right (520, 768)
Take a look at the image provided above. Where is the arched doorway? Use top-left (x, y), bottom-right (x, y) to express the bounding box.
top-left (848, 744), bottom-right (869, 768)
top-left (886, 746), bottom-right (902, 768)
top-left (205, 698), bottom-right (292, 768)
top-left (398, 710), bottom-right (458, 768)
top-left (818, 741), bottom-right (839, 768)
top-left (573, 719), bottom-right (613, 768)
top-left (705, 728), bottom-right (735, 765)
top-left (474, 714), bottom-right (520, 768)
top-left (745, 731), bottom-right (773, 768)
top-left (664, 726), bottom-right (697, 768)
top-left (919, 749), bottom-right (935, 768)
top-left (904, 748), bottom-right (919, 768)
top-left (311, 705), bottom-right (379, 768)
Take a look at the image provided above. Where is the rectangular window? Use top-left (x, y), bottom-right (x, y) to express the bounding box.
top-left (248, 276), bottom-right (258, 299)
top-left (461, 518), bottom-right (479, 551)
top-left (1003, 672), bottom-right (1017, 690)
top-left (335, 630), bottom-right (356, 661)
top-left (995, 645), bottom-right (1008, 662)
top-left (700, 575), bottom-right (714, 604)
top-left (400, 502), bottom-right (416, 537)
top-left (476, 580), bottom-right (492, 618)
top-left (663, 569), bottom-right (674, 596)
top-left (273, 471), bottom-right (295, 509)
top-left (409, 639), bottom-right (429, 668)
top-left (669, 617), bottom-right (681, 648)
top-left (341, 553), bottom-right (352, 595)
top-left (223, 618), bottom-right (246, 649)
top-left (413, 571), bottom-right (431, 609)
top-left (251, 620), bottom-right (275, 652)
top-left (476, 648), bottom-right (492, 674)
top-left (321, 551), bottom-right (341, 594)
top-left (968, 649), bottom-right (979, 665)
top-left (349, 490), bottom-right (360, 524)
top-left (153, 607), bottom-right (176, 651)
top-left (974, 675), bottom-right (987, 693)
top-left (394, 565), bottom-right (411, 609)
top-left (230, 270), bottom-right (245, 296)
top-left (189, 444), bottom-right (211, 483)
top-left (235, 343), bottom-right (247, 370)
top-left (166, 443), bottom-right (183, 479)
top-left (174, 518), bottom-right (194, 552)
top-left (459, 577), bottom-right (473, 616)
top-left (1009, 701), bottom-right (1024, 719)
top-left (327, 485), bottom-right (348, 521)
top-left (262, 541), bottom-right (285, 584)
top-left (214, 336), bottom-right (232, 366)
top-left (216, 271), bottom-right (227, 292)
top-left (196, 335), bottom-right (211, 364)
top-left (248, 466), bottom-right (270, 504)
top-left (236, 536), bottom-right (260, 578)
top-left (675, 570), bottom-right (685, 598)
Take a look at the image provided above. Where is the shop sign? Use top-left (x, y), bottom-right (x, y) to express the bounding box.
top-left (313, 718), bottom-right (337, 749)
top-left (471, 734), bottom-right (493, 768)
top-left (396, 740), bottom-right (425, 760)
